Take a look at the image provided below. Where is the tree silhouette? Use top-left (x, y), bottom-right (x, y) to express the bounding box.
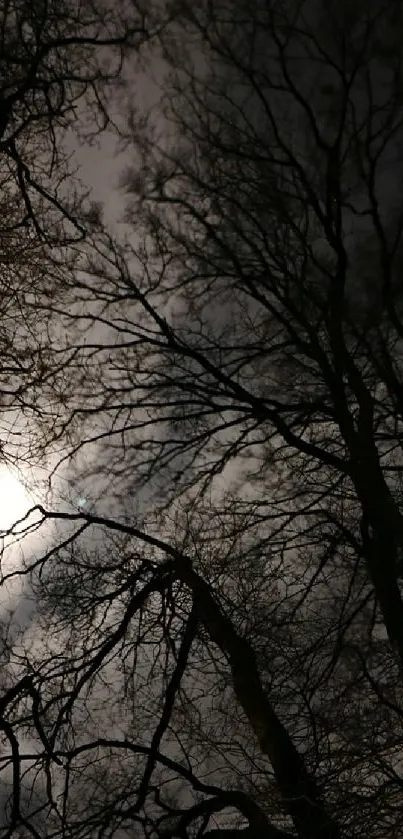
top-left (2, 2), bottom-right (403, 839)
top-left (0, 0), bottom-right (159, 240)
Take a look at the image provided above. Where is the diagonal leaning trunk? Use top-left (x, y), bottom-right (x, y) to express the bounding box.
top-left (177, 560), bottom-right (342, 839)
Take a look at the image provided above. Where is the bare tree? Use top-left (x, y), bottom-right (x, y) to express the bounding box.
top-left (0, 0), bottom-right (179, 456)
top-left (112, 0), bottom-right (403, 662)
top-left (0, 0), bottom-right (164, 241)
top-left (2, 2), bottom-right (403, 839)
top-left (0, 0), bottom-right (169, 455)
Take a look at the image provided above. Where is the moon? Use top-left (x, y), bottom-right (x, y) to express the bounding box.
top-left (0, 466), bottom-right (33, 533)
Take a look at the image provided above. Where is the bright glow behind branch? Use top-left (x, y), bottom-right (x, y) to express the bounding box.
top-left (0, 466), bottom-right (34, 533)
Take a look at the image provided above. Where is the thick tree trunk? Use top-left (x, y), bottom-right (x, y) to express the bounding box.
top-left (353, 457), bottom-right (403, 665)
top-left (177, 561), bottom-right (342, 839)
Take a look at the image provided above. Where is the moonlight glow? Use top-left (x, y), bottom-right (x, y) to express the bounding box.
top-left (0, 467), bottom-right (33, 532)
